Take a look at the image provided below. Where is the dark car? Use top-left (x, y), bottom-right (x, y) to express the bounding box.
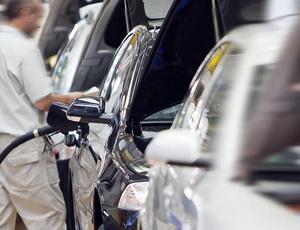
top-left (47, 0), bottom-right (224, 229)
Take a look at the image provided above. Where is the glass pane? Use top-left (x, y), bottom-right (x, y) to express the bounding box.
top-left (0, 4), bottom-right (4, 22)
top-left (241, 64), bottom-right (300, 169)
top-left (79, 0), bottom-right (103, 7)
top-left (197, 50), bottom-right (239, 154)
top-left (144, 104), bottom-right (182, 122)
top-left (174, 44), bottom-right (232, 130)
top-left (263, 147), bottom-right (300, 166)
top-left (100, 35), bottom-right (133, 112)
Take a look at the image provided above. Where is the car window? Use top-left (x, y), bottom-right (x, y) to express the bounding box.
top-left (131, 0), bottom-right (216, 122)
top-left (100, 32), bottom-right (138, 113)
top-left (0, 4), bottom-right (3, 21)
top-left (104, 0), bottom-right (127, 49)
top-left (263, 147), bottom-right (300, 166)
top-left (240, 64), bottom-right (300, 169)
top-left (173, 43), bottom-right (232, 130)
top-left (79, 0), bottom-right (103, 7)
top-left (243, 65), bottom-right (274, 120)
top-left (144, 104), bottom-right (182, 122)
top-left (52, 30), bottom-right (78, 92)
top-left (195, 45), bottom-right (241, 154)
top-left (52, 15), bottom-right (95, 92)
top-left (231, 63), bottom-right (300, 209)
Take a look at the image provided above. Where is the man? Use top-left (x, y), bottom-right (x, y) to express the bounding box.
top-left (0, 0), bottom-right (84, 229)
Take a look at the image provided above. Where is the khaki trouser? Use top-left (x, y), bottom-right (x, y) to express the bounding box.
top-left (0, 134), bottom-right (66, 230)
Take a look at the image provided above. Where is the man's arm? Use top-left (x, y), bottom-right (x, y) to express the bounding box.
top-left (35, 92), bottom-right (84, 111)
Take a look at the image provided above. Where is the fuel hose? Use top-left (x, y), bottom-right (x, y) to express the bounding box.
top-left (0, 126), bottom-right (58, 164)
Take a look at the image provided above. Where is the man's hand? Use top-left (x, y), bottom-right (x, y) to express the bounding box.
top-left (35, 92), bottom-right (84, 111)
top-left (82, 86), bottom-right (100, 97)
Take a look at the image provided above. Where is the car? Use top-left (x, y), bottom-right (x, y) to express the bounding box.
top-left (50, 2), bottom-right (103, 89)
top-left (144, 2), bottom-right (300, 229)
top-left (38, 0), bottom-right (102, 61)
top-left (51, 0), bottom-right (128, 93)
top-left (47, 0), bottom-right (223, 229)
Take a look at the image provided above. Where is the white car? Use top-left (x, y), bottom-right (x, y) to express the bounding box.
top-left (144, 11), bottom-right (300, 230)
top-left (51, 2), bottom-right (103, 93)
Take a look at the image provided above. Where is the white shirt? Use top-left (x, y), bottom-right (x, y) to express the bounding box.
top-left (0, 25), bottom-right (52, 136)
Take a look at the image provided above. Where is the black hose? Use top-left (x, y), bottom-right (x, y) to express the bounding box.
top-left (0, 126), bottom-right (58, 165)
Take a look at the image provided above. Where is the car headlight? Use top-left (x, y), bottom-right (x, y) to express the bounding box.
top-left (118, 182), bottom-right (149, 211)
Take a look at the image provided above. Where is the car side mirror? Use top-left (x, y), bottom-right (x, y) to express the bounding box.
top-left (145, 129), bottom-right (211, 168)
top-left (66, 97), bottom-right (113, 125)
top-left (47, 102), bottom-right (81, 134)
